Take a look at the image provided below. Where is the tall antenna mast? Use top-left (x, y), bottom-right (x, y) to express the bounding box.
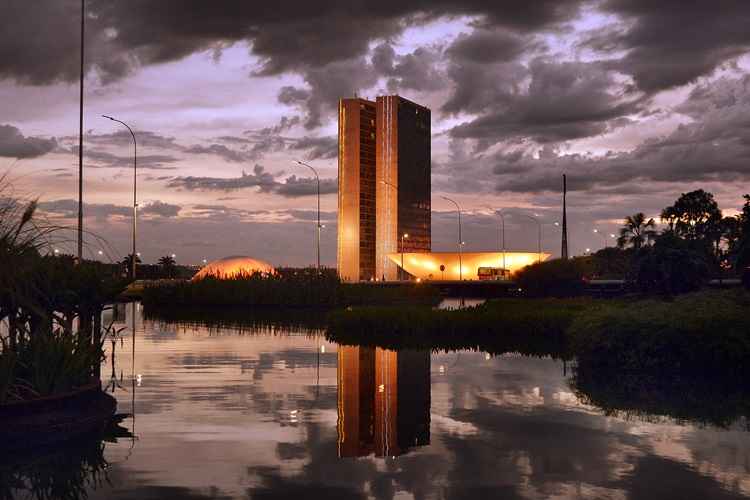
top-left (561, 174), bottom-right (569, 259)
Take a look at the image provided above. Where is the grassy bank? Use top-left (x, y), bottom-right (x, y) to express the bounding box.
top-left (570, 291), bottom-right (750, 380)
top-left (326, 290), bottom-right (750, 371)
top-left (141, 271), bottom-right (440, 308)
top-left (327, 298), bottom-right (595, 357)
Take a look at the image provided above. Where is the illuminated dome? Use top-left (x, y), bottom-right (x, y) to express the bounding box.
top-left (192, 256), bottom-right (275, 281)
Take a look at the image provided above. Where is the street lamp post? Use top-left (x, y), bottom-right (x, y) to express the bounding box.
top-left (441, 196), bottom-right (463, 280)
top-left (400, 233), bottom-right (409, 281)
top-left (513, 213), bottom-right (542, 264)
top-left (102, 115), bottom-right (137, 280)
top-left (487, 207), bottom-right (506, 275)
top-left (295, 160), bottom-right (321, 274)
top-left (77, 0), bottom-right (85, 262)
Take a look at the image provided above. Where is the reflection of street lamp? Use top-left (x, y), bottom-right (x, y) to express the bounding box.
top-left (103, 115), bottom-right (137, 280)
top-left (295, 160), bottom-right (322, 274)
top-left (441, 196), bottom-right (463, 280)
top-left (400, 233), bottom-right (409, 281)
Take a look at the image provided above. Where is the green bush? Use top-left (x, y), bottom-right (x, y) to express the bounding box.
top-left (569, 290), bottom-right (750, 380)
top-left (142, 270), bottom-right (439, 308)
top-left (627, 233), bottom-right (711, 295)
top-left (515, 257), bottom-right (592, 297)
top-left (326, 298), bottom-right (592, 357)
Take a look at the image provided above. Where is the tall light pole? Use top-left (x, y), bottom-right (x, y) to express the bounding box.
top-left (513, 213), bottom-right (542, 264)
top-left (295, 160), bottom-right (321, 274)
top-left (102, 115), bottom-right (137, 280)
top-left (487, 207), bottom-right (506, 275)
top-left (400, 233), bottom-right (409, 281)
top-left (77, 0), bottom-right (85, 261)
top-left (441, 196), bottom-right (463, 280)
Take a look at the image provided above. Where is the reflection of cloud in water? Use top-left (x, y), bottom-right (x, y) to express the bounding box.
top-left (70, 309), bottom-right (750, 499)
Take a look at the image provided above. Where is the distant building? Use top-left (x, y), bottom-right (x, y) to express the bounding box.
top-left (387, 251), bottom-right (551, 281)
top-left (338, 95), bottom-right (431, 281)
top-left (337, 345), bottom-right (430, 458)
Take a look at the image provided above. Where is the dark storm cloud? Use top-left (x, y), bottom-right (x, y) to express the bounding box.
top-left (38, 199), bottom-right (130, 220)
top-left (596, 0), bottom-right (750, 93)
top-left (89, 0), bottom-right (581, 81)
top-left (70, 146), bottom-right (179, 170)
top-left (278, 56), bottom-right (379, 129)
top-left (141, 200), bottom-right (181, 217)
top-left (184, 143), bottom-right (249, 163)
top-left (82, 129), bottom-right (182, 150)
top-left (275, 175), bottom-right (338, 197)
top-left (167, 164), bottom-right (336, 198)
top-left (0, 124), bottom-right (57, 159)
top-left (447, 58), bottom-right (643, 147)
top-left (38, 198), bottom-right (182, 219)
top-left (0, 0), bottom-right (584, 132)
top-left (435, 74), bottom-right (750, 197)
top-left (372, 43), bottom-right (447, 93)
top-left (167, 164), bottom-right (277, 191)
top-left (289, 136), bottom-right (337, 160)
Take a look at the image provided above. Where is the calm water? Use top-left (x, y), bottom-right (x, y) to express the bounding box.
top-left (6, 302), bottom-right (750, 499)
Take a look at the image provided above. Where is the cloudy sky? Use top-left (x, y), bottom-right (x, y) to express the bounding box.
top-left (2, 0), bottom-right (750, 265)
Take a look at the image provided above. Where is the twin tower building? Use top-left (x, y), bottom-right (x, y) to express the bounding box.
top-left (337, 95), bottom-right (431, 281)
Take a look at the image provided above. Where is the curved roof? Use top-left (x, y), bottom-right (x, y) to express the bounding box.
top-left (387, 251), bottom-right (551, 281)
top-left (192, 255), bottom-right (275, 281)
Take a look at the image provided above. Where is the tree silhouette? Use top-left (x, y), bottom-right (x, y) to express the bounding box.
top-left (158, 255), bottom-right (176, 278)
top-left (617, 213), bottom-right (656, 249)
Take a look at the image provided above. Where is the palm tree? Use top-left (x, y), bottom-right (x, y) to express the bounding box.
top-left (158, 255), bottom-right (176, 278)
top-left (617, 213), bottom-right (656, 250)
top-left (120, 253), bottom-right (141, 277)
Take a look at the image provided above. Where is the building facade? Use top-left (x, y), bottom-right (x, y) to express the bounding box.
top-left (337, 98), bottom-right (377, 281)
top-left (338, 95), bottom-right (431, 281)
top-left (337, 345), bottom-right (430, 458)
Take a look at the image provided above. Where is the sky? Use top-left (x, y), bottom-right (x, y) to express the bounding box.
top-left (2, 0), bottom-right (750, 266)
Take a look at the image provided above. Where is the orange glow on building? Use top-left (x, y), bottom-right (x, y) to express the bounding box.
top-left (338, 95), bottom-right (430, 282)
top-left (386, 251), bottom-right (551, 281)
top-left (338, 346), bottom-right (430, 458)
top-left (191, 256), bottom-right (274, 281)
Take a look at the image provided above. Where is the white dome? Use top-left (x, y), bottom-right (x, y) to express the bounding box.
top-left (192, 255), bottom-right (275, 281)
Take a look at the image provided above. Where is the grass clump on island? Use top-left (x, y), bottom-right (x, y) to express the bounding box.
top-left (327, 290), bottom-right (750, 366)
top-left (327, 297), bottom-right (596, 358)
top-left (141, 268), bottom-right (440, 308)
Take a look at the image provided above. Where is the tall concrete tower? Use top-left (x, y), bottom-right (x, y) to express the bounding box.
top-left (338, 95), bottom-right (431, 281)
top-left (337, 98), bottom-right (377, 281)
top-left (375, 95), bottom-right (431, 281)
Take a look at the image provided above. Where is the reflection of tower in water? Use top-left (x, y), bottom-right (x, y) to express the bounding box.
top-left (337, 346), bottom-right (430, 458)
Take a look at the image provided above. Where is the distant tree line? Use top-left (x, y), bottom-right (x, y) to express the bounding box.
top-left (517, 190), bottom-right (750, 296)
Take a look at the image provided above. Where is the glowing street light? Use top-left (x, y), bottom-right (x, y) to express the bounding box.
top-left (441, 196), bottom-right (463, 280)
top-left (295, 160), bottom-right (321, 274)
top-left (102, 115), bottom-right (137, 280)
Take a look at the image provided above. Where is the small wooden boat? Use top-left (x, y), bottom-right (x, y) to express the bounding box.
top-left (0, 381), bottom-right (117, 450)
